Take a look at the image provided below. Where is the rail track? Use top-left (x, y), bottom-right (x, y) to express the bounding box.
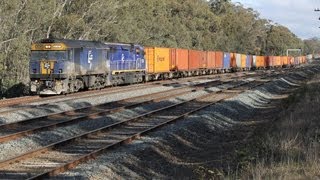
top-left (0, 66), bottom-right (300, 111)
top-left (0, 71), bottom-right (259, 115)
top-left (0, 66), bottom-right (306, 179)
top-left (0, 79), bottom-right (230, 143)
top-left (0, 96), bottom-right (40, 109)
top-left (0, 69), bottom-right (280, 144)
top-left (0, 68), bottom-right (294, 179)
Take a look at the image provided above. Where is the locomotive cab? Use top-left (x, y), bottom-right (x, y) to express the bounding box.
top-left (30, 39), bottom-right (73, 95)
top-left (30, 39), bottom-right (146, 95)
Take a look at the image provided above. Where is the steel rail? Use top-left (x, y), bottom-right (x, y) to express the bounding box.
top-left (0, 80), bottom-right (248, 170)
top-left (0, 68), bottom-right (300, 179)
top-left (0, 71), bottom-right (246, 115)
top-left (0, 79), bottom-right (228, 143)
top-left (27, 80), bottom-right (268, 179)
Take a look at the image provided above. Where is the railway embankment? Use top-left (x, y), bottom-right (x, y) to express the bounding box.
top-left (53, 64), bottom-right (320, 179)
top-left (236, 66), bottom-right (320, 179)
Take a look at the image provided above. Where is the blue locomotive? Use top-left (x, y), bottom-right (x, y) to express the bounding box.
top-left (30, 39), bottom-right (146, 95)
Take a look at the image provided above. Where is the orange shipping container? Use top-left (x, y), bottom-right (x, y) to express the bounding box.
top-left (215, 51), bottom-right (223, 68)
top-left (267, 56), bottom-right (274, 67)
top-left (230, 53), bottom-right (237, 68)
top-left (189, 50), bottom-right (207, 70)
top-left (256, 56), bottom-right (265, 68)
top-left (145, 47), bottom-right (170, 73)
top-left (281, 56), bottom-right (289, 66)
top-left (207, 51), bottom-right (216, 69)
top-left (170, 48), bottom-right (189, 71)
top-left (241, 54), bottom-right (246, 68)
top-left (275, 56), bottom-right (282, 66)
top-left (288, 56), bottom-right (294, 65)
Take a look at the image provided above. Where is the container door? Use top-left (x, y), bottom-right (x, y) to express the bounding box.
top-left (170, 49), bottom-right (177, 71)
top-left (145, 48), bottom-right (155, 73)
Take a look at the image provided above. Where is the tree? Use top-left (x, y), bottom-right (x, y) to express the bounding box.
top-left (0, 0), bottom-right (310, 97)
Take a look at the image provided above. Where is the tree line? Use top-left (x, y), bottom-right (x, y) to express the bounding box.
top-left (0, 0), bottom-right (318, 97)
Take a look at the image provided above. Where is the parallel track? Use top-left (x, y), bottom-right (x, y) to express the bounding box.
top-left (0, 69), bottom-right (278, 143)
top-left (0, 66), bottom-right (305, 179)
top-left (0, 79), bottom-right (228, 143)
top-left (0, 72), bottom-right (251, 114)
top-left (0, 66), bottom-right (299, 110)
top-left (0, 77), bottom-right (269, 179)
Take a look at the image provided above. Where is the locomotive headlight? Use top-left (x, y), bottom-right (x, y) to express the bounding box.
top-left (45, 45), bottom-right (51, 49)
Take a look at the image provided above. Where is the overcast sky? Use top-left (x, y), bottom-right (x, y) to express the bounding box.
top-left (230, 0), bottom-right (320, 39)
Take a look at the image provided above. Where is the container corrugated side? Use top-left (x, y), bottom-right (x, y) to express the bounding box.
top-left (246, 55), bottom-right (252, 68)
top-left (207, 51), bottom-right (216, 69)
top-left (252, 56), bottom-right (257, 67)
top-left (236, 53), bottom-right (241, 68)
top-left (275, 56), bottom-right (282, 66)
top-left (188, 50), bottom-right (202, 70)
top-left (241, 54), bottom-right (246, 68)
top-left (170, 48), bottom-right (189, 71)
top-left (281, 56), bottom-right (288, 66)
top-left (145, 47), bottom-right (170, 73)
top-left (230, 53), bottom-right (237, 68)
top-left (215, 51), bottom-right (223, 69)
top-left (223, 52), bottom-right (231, 69)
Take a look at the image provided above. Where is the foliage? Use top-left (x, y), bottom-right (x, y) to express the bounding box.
top-left (0, 0), bottom-right (316, 97)
top-left (303, 37), bottom-right (320, 55)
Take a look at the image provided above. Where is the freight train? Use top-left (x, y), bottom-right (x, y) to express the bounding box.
top-left (29, 39), bottom-right (306, 95)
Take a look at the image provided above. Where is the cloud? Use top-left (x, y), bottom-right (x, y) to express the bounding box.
top-left (231, 0), bottom-right (320, 39)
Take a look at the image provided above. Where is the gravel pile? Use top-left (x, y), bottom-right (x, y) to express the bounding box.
top-left (50, 65), bottom-right (320, 179)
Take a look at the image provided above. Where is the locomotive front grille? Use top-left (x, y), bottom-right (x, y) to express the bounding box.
top-left (40, 60), bottom-right (55, 74)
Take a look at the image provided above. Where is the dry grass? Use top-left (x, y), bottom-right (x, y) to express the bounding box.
top-left (239, 75), bottom-right (320, 179)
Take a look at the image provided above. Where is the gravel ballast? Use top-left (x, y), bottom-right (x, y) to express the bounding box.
top-left (0, 80), bottom-right (228, 161)
top-left (0, 79), bottom-right (217, 125)
top-left (0, 66), bottom-right (318, 179)
top-left (48, 66), bottom-right (320, 179)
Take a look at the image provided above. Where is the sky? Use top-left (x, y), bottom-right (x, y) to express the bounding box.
top-left (230, 0), bottom-right (320, 39)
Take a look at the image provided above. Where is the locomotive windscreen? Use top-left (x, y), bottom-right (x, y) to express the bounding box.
top-left (31, 51), bottom-right (67, 61)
